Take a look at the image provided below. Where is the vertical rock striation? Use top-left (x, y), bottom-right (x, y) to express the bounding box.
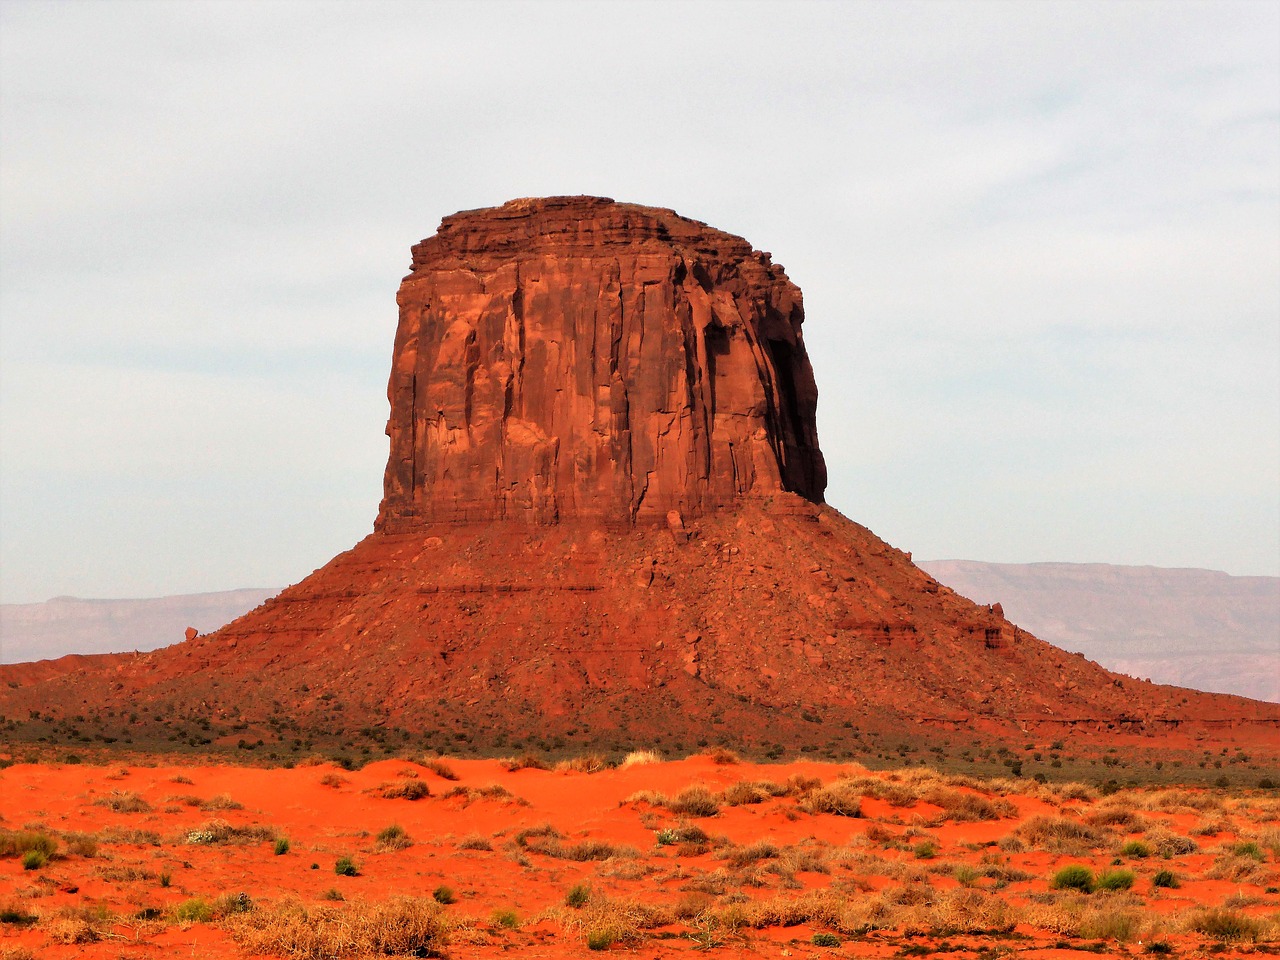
top-left (377, 196), bottom-right (826, 530)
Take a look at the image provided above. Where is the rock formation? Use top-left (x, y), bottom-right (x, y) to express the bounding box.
top-left (2, 197), bottom-right (1277, 763)
top-left (378, 196), bottom-right (825, 529)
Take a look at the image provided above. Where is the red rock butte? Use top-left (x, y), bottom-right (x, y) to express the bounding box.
top-left (378, 196), bottom-right (826, 529)
top-left (2, 196), bottom-right (1277, 761)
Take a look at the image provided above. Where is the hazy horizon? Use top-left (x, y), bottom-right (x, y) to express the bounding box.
top-left (2, 1), bottom-right (1277, 603)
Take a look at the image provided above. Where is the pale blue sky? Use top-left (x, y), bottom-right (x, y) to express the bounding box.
top-left (1, 0), bottom-right (1277, 603)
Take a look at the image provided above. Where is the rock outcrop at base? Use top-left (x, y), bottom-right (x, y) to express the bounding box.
top-left (377, 196), bottom-right (826, 530)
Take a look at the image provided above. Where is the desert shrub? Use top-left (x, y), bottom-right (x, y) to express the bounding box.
top-left (525, 836), bottom-right (638, 862)
top-left (1207, 851), bottom-right (1267, 882)
top-left (99, 827), bottom-right (161, 846)
top-left (668, 785), bottom-right (720, 818)
top-left (1078, 903), bottom-right (1141, 942)
top-left (707, 747), bottom-right (740, 765)
top-left (170, 774), bottom-right (194, 784)
top-left (378, 779), bottom-right (429, 801)
top-left (1016, 815), bottom-right (1106, 854)
top-left (498, 755), bottom-right (547, 772)
top-left (184, 819), bottom-right (274, 845)
top-left (586, 928), bottom-right (616, 950)
top-left (491, 909), bottom-right (520, 929)
top-left (801, 781), bottom-right (863, 818)
top-left (93, 790), bottom-right (151, 814)
top-left (0, 830), bottom-right (57, 859)
top-left (457, 833), bottom-right (492, 851)
top-left (1151, 869), bottom-right (1179, 888)
top-left (229, 896), bottom-right (451, 958)
top-left (922, 786), bottom-right (1015, 822)
top-left (913, 840), bottom-right (938, 860)
top-left (1096, 868), bottom-right (1135, 891)
top-left (319, 773), bottom-right (348, 788)
top-left (320, 889), bottom-right (344, 901)
top-left (1232, 840), bottom-right (1265, 861)
top-left (721, 780), bottom-right (786, 806)
top-left (41, 906), bottom-right (110, 945)
top-left (274, 837), bottom-right (290, 856)
top-left (173, 898), bottom-right (213, 923)
top-left (619, 749), bottom-right (662, 768)
top-left (375, 824), bottom-right (412, 852)
top-left (0, 903), bottom-right (36, 927)
top-left (432, 886), bottom-right (454, 905)
top-left (556, 754), bottom-right (610, 774)
top-left (334, 856), bottom-right (359, 876)
top-left (565, 883), bottom-right (591, 908)
top-left (928, 887), bottom-right (1015, 935)
top-left (1120, 840), bottom-right (1152, 858)
top-left (1050, 865), bottom-right (1096, 893)
top-left (20, 850), bottom-right (46, 870)
top-left (1188, 907), bottom-right (1262, 942)
top-left (200, 793), bottom-right (243, 811)
top-left (1143, 828), bottom-right (1197, 858)
top-left (722, 841), bottom-right (778, 869)
top-left (59, 832), bottom-right (97, 858)
top-left (1085, 802), bottom-right (1150, 831)
top-left (421, 757), bottom-right (459, 781)
top-left (812, 932), bottom-right (841, 947)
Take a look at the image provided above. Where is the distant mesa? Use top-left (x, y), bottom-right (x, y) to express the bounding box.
top-left (2, 197), bottom-right (1276, 759)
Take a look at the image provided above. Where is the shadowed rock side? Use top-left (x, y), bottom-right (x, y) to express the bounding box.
top-left (378, 196), bottom-right (826, 529)
top-left (1, 197), bottom-right (1276, 759)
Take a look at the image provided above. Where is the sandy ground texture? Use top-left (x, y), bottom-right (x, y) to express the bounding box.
top-left (2, 754), bottom-right (1278, 958)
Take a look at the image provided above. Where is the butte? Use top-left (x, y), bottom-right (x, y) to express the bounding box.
top-left (3, 197), bottom-right (1276, 760)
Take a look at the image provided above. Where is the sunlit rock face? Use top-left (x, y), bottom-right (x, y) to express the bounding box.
top-left (377, 196), bottom-right (826, 530)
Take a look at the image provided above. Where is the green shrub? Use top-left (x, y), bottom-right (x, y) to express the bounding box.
top-left (1050, 864), bottom-right (1096, 892)
top-left (586, 927), bottom-right (616, 951)
top-left (334, 856), bottom-right (359, 876)
top-left (159, 872), bottom-right (172, 888)
top-left (1151, 869), bottom-right (1179, 889)
top-left (812, 932), bottom-right (841, 947)
top-left (1120, 840), bottom-right (1151, 858)
top-left (913, 840), bottom-right (938, 860)
top-left (173, 898), bottom-right (213, 923)
top-left (375, 824), bottom-right (411, 851)
top-left (0, 830), bottom-right (57, 859)
top-left (1232, 841), bottom-right (1264, 861)
top-left (21, 850), bottom-right (47, 870)
top-left (273, 837), bottom-right (290, 856)
top-left (432, 885), bottom-right (455, 905)
top-left (565, 883), bottom-right (591, 908)
top-left (1097, 868), bottom-right (1135, 891)
top-left (491, 909), bottom-right (519, 929)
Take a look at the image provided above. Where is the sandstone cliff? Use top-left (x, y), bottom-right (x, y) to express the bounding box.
top-left (378, 196), bottom-right (825, 529)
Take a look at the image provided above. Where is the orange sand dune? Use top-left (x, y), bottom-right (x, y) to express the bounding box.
top-left (1, 755), bottom-right (1277, 958)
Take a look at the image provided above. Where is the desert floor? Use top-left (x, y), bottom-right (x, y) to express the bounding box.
top-left (2, 754), bottom-right (1277, 958)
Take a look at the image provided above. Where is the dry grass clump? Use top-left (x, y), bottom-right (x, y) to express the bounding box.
top-left (229, 896), bottom-right (453, 958)
top-left (522, 832), bottom-right (639, 862)
top-left (720, 840), bottom-right (779, 869)
top-left (555, 754), bottom-right (611, 774)
top-left (377, 779), bottom-right (430, 801)
top-left (420, 757), bottom-right (459, 781)
top-left (800, 780), bottom-right (863, 818)
top-left (1183, 907), bottom-right (1267, 943)
top-left (440, 784), bottom-right (526, 806)
top-left (0, 830), bottom-right (57, 860)
top-left (1011, 815), bottom-right (1106, 855)
top-left (97, 826), bottom-right (161, 846)
top-left (1136, 789), bottom-right (1222, 813)
top-left (706, 747), bottom-right (740, 765)
top-left (183, 818), bottom-right (274, 845)
top-left (92, 790), bottom-right (151, 814)
top-left (374, 824), bottom-right (412, 853)
top-left (1084, 799), bottom-right (1151, 831)
top-left (318, 773), bottom-right (349, 789)
top-left (456, 833), bottom-right (493, 851)
top-left (543, 893), bottom-right (672, 950)
top-left (619, 749), bottom-right (662, 768)
top-left (668, 786), bottom-right (720, 818)
top-left (720, 780), bottom-right (787, 806)
top-left (920, 786), bottom-right (1014, 823)
top-left (498, 755), bottom-right (548, 772)
top-left (40, 905), bottom-right (113, 945)
top-left (199, 793), bottom-right (243, 811)
top-left (1021, 891), bottom-right (1149, 941)
top-left (1143, 827), bottom-right (1198, 858)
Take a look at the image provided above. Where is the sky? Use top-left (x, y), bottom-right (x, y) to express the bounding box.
top-left (1, 0), bottom-right (1277, 605)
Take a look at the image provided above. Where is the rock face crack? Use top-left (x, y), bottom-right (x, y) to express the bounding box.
top-left (377, 196), bottom-right (826, 531)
